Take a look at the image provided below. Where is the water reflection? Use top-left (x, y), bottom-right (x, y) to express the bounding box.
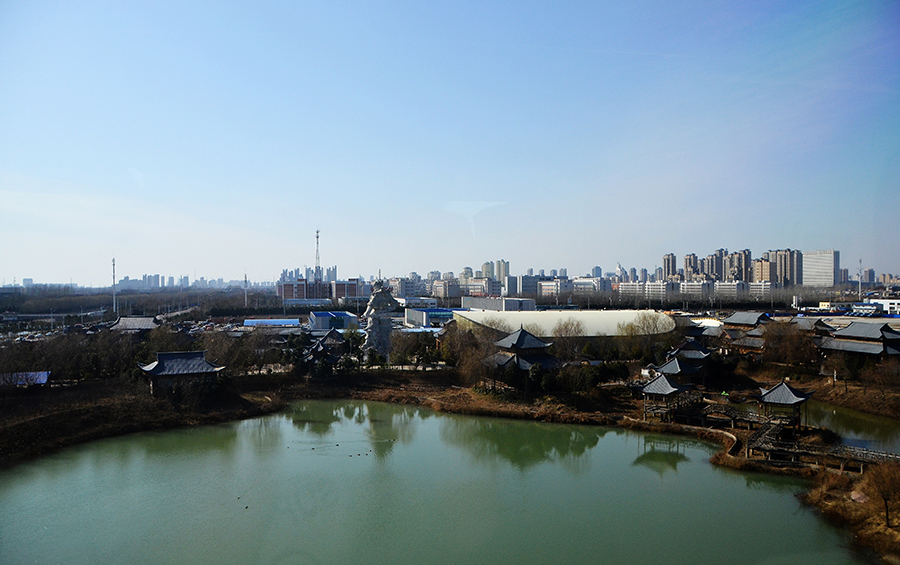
top-left (290, 401), bottom-right (343, 436)
top-left (439, 416), bottom-right (608, 471)
top-left (0, 399), bottom-right (871, 565)
top-left (289, 401), bottom-right (431, 459)
top-left (360, 402), bottom-right (426, 458)
top-left (806, 400), bottom-right (900, 453)
top-left (632, 436), bottom-right (690, 477)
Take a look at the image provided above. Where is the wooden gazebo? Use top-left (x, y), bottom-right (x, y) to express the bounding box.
top-left (757, 381), bottom-right (812, 428)
top-left (640, 374), bottom-right (694, 421)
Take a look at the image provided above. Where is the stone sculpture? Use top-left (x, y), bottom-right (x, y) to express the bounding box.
top-left (362, 280), bottom-right (398, 361)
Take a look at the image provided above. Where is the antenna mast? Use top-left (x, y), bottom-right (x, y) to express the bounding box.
top-left (315, 229), bottom-right (321, 281)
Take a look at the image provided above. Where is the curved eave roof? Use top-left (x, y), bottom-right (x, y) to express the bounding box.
top-left (139, 351), bottom-right (224, 376)
top-left (642, 374), bottom-right (691, 396)
top-left (759, 382), bottom-right (811, 405)
top-left (494, 328), bottom-right (551, 350)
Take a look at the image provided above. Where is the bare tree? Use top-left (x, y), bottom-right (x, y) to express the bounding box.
top-left (763, 322), bottom-right (816, 365)
top-left (866, 462), bottom-right (900, 527)
top-left (552, 317), bottom-right (585, 361)
top-left (616, 312), bottom-right (672, 362)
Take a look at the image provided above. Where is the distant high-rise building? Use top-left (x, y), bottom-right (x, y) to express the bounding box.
top-left (751, 259), bottom-right (775, 283)
top-left (684, 254), bottom-right (698, 280)
top-left (629, 267), bottom-right (638, 283)
top-left (549, 269), bottom-right (558, 277)
top-left (496, 260), bottom-right (509, 281)
top-left (481, 261), bottom-right (495, 280)
top-left (762, 249), bottom-right (803, 286)
top-left (526, 268), bottom-right (534, 276)
top-left (662, 253), bottom-right (677, 280)
top-left (705, 249), bottom-right (727, 280)
top-left (802, 249), bottom-right (840, 287)
top-left (639, 268), bottom-right (648, 283)
top-left (862, 268), bottom-right (875, 284)
top-left (591, 266), bottom-right (603, 278)
top-left (724, 250), bottom-right (751, 282)
top-left (559, 267), bottom-right (567, 278)
top-left (698, 249), bottom-right (728, 280)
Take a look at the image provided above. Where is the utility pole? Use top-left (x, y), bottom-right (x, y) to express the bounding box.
top-left (112, 258), bottom-right (117, 314)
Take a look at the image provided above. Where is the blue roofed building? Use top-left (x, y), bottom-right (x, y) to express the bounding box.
top-left (308, 311), bottom-right (358, 331)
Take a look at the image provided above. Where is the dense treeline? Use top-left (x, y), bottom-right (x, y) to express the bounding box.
top-left (0, 326), bottom-right (293, 385)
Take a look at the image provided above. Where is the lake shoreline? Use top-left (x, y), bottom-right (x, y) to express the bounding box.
top-left (2, 372), bottom-right (898, 562)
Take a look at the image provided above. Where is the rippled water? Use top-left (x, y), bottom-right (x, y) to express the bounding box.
top-left (0, 400), bottom-right (873, 564)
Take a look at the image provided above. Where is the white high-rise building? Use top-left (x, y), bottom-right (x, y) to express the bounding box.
top-left (802, 250), bottom-right (840, 287)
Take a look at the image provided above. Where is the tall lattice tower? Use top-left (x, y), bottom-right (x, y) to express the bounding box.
top-left (315, 230), bottom-right (321, 281)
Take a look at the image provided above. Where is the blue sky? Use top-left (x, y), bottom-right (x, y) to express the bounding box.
top-left (1, 1), bottom-right (898, 286)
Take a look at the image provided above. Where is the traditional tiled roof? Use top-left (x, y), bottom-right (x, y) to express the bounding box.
top-left (139, 351), bottom-right (224, 376)
top-left (758, 381), bottom-right (811, 405)
top-left (317, 328), bottom-right (346, 347)
top-left (494, 328), bottom-right (552, 351)
top-left (723, 328), bottom-right (746, 341)
top-left (722, 312), bottom-right (768, 327)
top-left (668, 337), bottom-right (711, 359)
top-left (111, 316), bottom-right (160, 333)
top-left (483, 351), bottom-right (560, 371)
top-left (832, 322), bottom-right (900, 342)
top-left (819, 337), bottom-right (889, 355)
top-left (789, 317), bottom-right (834, 333)
top-left (701, 326), bottom-right (723, 338)
top-left (745, 326), bottom-right (767, 338)
top-left (653, 358), bottom-right (703, 375)
top-left (731, 337), bottom-right (766, 351)
top-left (641, 374), bottom-right (691, 396)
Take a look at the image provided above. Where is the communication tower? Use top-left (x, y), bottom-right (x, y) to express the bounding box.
top-left (315, 229), bottom-right (321, 282)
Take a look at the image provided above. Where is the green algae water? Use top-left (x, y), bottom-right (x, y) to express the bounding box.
top-left (0, 400), bottom-right (872, 564)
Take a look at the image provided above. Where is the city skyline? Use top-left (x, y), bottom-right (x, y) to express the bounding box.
top-left (2, 2), bottom-right (898, 286)
top-left (5, 243), bottom-right (894, 290)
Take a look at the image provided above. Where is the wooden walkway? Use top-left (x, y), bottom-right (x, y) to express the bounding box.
top-left (649, 394), bottom-right (900, 472)
top-left (747, 421), bottom-right (900, 470)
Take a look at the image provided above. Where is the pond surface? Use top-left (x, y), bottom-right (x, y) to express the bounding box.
top-left (0, 400), bottom-right (874, 564)
top-left (806, 399), bottom-right (900, 454)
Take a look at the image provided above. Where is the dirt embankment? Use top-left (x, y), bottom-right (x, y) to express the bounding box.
top-left (0, 383), bottom-right (284, 469)
top-left (803, 471), bottom-right (900, 564)
top-left (802, 377), bottom-right (900, 420)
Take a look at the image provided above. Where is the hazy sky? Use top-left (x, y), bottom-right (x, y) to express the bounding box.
top-left (2, 1), bottom-right (898, 286)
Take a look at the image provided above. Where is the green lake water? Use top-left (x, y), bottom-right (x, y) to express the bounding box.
top-left (0, 400), bottom-right (874, 564)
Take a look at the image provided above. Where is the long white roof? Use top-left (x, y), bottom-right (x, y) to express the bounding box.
top-left (454, 309), bottom-right (675, 337)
